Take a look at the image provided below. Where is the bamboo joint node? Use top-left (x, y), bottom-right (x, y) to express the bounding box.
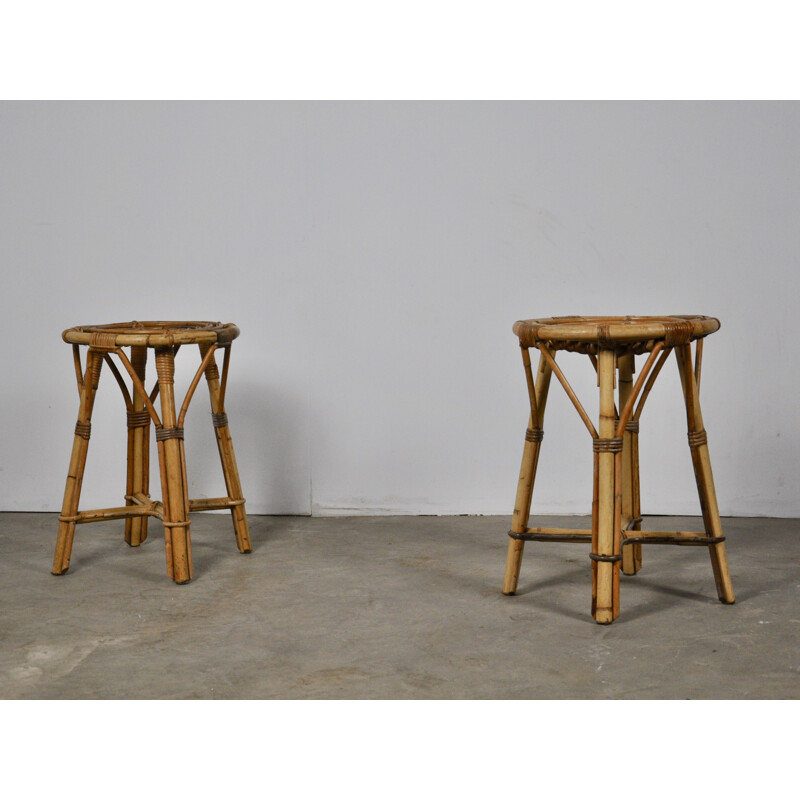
top-left (155, 426), bottom-right (184, 442)
top-left (687, 429), bottom-right (708, 447)
top-left (592, 437), bottom-right (623, 453)
top-left (525, 427), bottom-right (544, 443)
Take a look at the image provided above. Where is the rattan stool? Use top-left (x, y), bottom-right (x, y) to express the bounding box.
top-left (503, 315), bottom-right (735, 624)
top-left (52, 321), bottom-right (252, 584)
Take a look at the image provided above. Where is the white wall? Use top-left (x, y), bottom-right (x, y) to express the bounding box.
top-left (1, 102), bottom-right (798, 517)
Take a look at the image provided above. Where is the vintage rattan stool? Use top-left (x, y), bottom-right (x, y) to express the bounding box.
top-left (52, 321), bottom-right (252, 584)
top-left (503, 315), bottom-right (735, 624)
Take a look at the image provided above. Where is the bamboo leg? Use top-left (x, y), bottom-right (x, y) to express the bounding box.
top-left (52, 350), bottom-right (103, 575)
top-left (618, 353), bottom-right (642, 574)
top-left (592, 348), bottom-right (619, 624)
top-left (503, 350), bottom-right (552, 594)
top-left (675, 344), bottom-right (735, 603)
top-left (124, 346), bottom-right (150, 546)
top-left (199, 343), bottom-right (252, 554)
top-left (155, 346), bottom-right (193, 584)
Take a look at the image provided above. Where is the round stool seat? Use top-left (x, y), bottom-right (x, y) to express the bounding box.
top-left (63, 321), bottom-right (239, 348)
top-left (513, 315), bottom-right (719, 354)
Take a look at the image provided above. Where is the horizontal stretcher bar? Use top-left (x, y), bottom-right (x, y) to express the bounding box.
top-left (508, 527), bottom-right (724, 545)
top-left (63, 497), bottom-right (243, 524)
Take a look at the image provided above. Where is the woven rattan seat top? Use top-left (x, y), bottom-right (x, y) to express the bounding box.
top-left (63, 321), bottom-right (240, 348)
top-left (513, 315), bottom-right (719, 353)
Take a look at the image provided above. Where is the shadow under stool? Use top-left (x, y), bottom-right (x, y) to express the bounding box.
top-left (502, 315), bottom-right (735, 624)
top-left (52, 321), bottom-right (252, 584)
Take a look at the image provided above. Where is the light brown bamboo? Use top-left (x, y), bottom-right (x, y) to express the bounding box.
top-left (54, 322), bottom-right (250, 583)
top-left (591, 451), bottom-right (599, 614)
top-left (632, 347), bottom-right (673, 422)
top-left (52, 350), bottom-right (103, 575)
top-left (189, 497), bottom-right (246, 511)
top-left (618, 353), bottom-right (642, 575)
top-left (155, 346), bottom-right (193, 584)
top-left (694, 337), bottom-right (704, 390)
top-left (537, 344), bottom-right (598, 438)
top-left (594, 349), bottom-right (618, 624)
top-left (503, 349), bottom-right (552, 594)
top-left (199, 343), bottom-right (252, 554)
top-left (675, 344), bottom-right (735, 603)
top-left (125, 346), bottom-right (150, 546)
top-left (72, 344), bottom-right (84, 399)
top-left (74, 506), bottom-right (154, 524)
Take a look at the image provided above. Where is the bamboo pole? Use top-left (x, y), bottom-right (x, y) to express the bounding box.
top-left (155, 346), bottom-right (193, 584)
top-left (593, 349), bottom-right (618, 624)
top-left (125, 345), bottom-right (150, 546)
top-left (52, 350), bottom-right (103, 574)
top-left (618, 353), bottom-right (642, 574)
top-left (199, 343), bottom-right (252, 554)
top-left (503, 349), bottom-right (552, 594)
top-left (675, 344), bottom-right (735, 603)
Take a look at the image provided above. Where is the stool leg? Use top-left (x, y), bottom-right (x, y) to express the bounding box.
top-left (199, 343), bottom-right (252, 554)
top-left (503, 349), bottom-right (552, 594)
top-left (618, 353), bottom-right (642, 575)
top-left (125, 345), bottom-right (150, 546)
top-left (676, 344), bottom-right (735, 603)
top-left (155, 346), bottom-right (193, 584)
top-left (53, 350), bottom-right (103, 575)
top-left (592, 348), bottom-right (620, 624)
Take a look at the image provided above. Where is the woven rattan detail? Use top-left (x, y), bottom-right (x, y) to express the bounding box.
top-left (593, 437), bottom-right (623, 453)
top-left (663, 320), bottom-right (694, 347)
top-left (212, 412), bottom-right (229, 429)
top-left (126, 411), bottom-right (151, 429)
top-left (155, 426), bottom-right (184, 442)
top-left (512, 316), bottom-right (720, 355)
top-left (525, 427), bottom-right (544, 443)
top-left (88, 332), bottom-right (118, 352)
top-left (625, 419), bottom-right (639, 433)
top-left (687, 429), bottom-right (708, 447)
top-left (74, 421), bottom-right (92, 439)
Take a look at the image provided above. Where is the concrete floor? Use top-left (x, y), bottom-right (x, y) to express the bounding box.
top-left (1, 512), bottom-right (798, 699)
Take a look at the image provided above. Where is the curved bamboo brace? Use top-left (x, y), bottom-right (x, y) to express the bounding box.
top-left (149, 381), bottom-right (160, 405)
top-left (218, 344), bottom-right (231, 411)
top-left (177, 344), bottom-right (219, 428)
top-left (537, 344), bottom-right (598, 438)
top-left (521, 347), bottom-right (540, 427)
top-left (632, 346), bottom-right (673, 422)
top-left (694, 337), bottom-right (704, 392)
top-left (72, 344), bottom-right (85, 399)
top-left (102, 353), bottom-right (133, 411)
top-left (614, 342), bottom-right (665, 438)
top-left (115, 348), bottom-right (162, 428)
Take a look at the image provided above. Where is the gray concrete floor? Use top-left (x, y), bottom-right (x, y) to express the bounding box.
top-left (1, 512), bottom-right (798, 699)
